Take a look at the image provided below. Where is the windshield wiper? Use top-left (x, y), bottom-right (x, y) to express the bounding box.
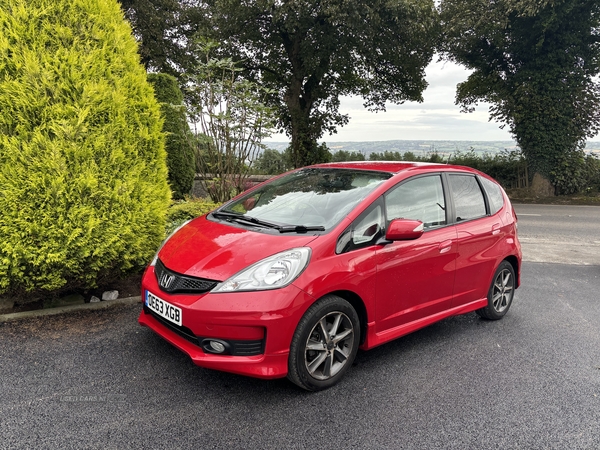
top-left (278, 225), bottom-right (325, 233)
top-left (212, 211), bottom-right (283, 230)
top-left (213, 212), bottom-right (325, 233)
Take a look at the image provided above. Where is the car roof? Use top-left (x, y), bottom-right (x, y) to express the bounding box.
top-left (309, 161), bottom-right (447, 174)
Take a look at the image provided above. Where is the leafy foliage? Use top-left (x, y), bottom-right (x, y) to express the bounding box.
top-left (197, 0), bottom-right (438, 167)
top-left (166, 198), bottom-right (220, 234)
top-left (253, 148), bottom-right (288, 175)
top-left (440, 0), bottom-right (600, 194)
top-left (368, 151), bottom-right (405, 161)
top-left (446, 149), bottom-right (527, 189)
top-left (331, 150), bottom-right (365, 162)
top-left (147, 73), bottom-right (196, 199)
top-left (119, 0), bottom-right (201, 76)
top-left (583, 154), bottom-right (600, 193)
top-left (365, 148), bottom-right (526, 188)
top-left (186, 41), bottom-right (276, 202)
top-left (0, 0), bottom-right (171, 296)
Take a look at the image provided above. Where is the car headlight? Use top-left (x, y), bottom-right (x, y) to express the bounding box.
top-left (150, 220), bottom-right (192, 266)
top-left (213, 248), bottom-right (311, 292)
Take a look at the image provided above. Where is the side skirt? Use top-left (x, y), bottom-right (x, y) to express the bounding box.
top-left (361, 298), bottom-right (488, 350)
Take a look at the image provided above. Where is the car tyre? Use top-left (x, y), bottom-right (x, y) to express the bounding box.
top-left (476, 260), bottom-right (515, 320)
top-left (287, 295), bottom-right (360, 391)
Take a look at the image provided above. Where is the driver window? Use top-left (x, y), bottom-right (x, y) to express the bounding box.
top-left (385, 175), bottom-right (447, 230)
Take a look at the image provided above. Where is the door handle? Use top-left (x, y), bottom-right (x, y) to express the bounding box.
top-left (439, 240), bottom-right (453, 254)
top-left (492, 223), bottom-right (501, 235)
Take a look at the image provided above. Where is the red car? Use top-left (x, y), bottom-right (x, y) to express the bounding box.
top-left (139, 162), bottom-right (522, 391)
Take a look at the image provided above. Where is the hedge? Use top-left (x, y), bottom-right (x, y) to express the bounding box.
top-left (0, 0), bottom-right (171, 296)
top-left (147, 73), bottom-right (196, 199)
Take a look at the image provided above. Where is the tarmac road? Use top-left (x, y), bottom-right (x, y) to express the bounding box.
top-left (515, 203), bottom-right (600, 265)
top-left (1, 204), bottom-right (599, 449)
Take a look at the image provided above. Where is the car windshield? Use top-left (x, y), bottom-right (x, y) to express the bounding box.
top-left (217, 168), bottom-right (392, 230)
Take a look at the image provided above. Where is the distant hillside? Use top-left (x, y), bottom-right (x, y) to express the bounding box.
top-left (265, 140), bottom-right (600, 156)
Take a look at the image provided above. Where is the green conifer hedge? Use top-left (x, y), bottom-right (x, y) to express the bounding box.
top-left (147, 73), bottom-right (196, 199)
top-left (0, 0), bottom-right (171, 296)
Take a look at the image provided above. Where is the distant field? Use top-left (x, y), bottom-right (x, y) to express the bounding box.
top-left (265, 140), bottom-right (600, 157)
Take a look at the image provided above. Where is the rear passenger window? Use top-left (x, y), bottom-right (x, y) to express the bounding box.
top-left (479, 176), bottom-right (504, 215)
top-left (448, 174), bottom-right (486, 222)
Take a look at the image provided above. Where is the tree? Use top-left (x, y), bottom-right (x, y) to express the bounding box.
top-left (369, 151), bottom-right (403, 161)
top-left (119, 0), bottom-right (201, 76)
top-left (331, 150), bottom-right (365, 162)
top-left (440, 0), bottom-right (600, 194)
top-left (186, 41), bottom-right (276, 202)
top-left (0, 0), bottom-right (171, 297)
top-left (148, 73), bottom-right (196, 199)
top-left (253, 148), bottom-right (286, 175)
top-left (197, 0), bottom-right (438, 167)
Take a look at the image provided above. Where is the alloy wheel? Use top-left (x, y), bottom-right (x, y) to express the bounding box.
top-left (492, 268), bottom-right (514, 313)
top-left (304, 311), bottom-right (355, 381)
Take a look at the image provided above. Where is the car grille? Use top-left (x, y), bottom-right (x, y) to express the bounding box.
top-left (155, 259), bottom-right (219, 294)
top-left (143, 306), bottom-right (265, 356)
top-left (227, 340), bottom-right (265, 356)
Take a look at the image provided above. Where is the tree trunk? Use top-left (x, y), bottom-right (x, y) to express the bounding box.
top-left (281, 32), bottom-right (322, 168)
top-left (289, 118), bottom-right (318, 168)
top-left (531, 172), bottom-right (555, 197)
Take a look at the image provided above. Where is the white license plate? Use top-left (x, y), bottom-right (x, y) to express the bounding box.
top-left (145, 291), bottom-right (182, 326)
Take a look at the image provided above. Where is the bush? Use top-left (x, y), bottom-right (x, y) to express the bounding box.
top-left (583, 153), bottom-right (600, 193)
top-left (166, 198), bottom-right (220, 234)
top-left (447, 149), bottom-right (526, 189)
top-left (332, 150), bottom-right (365, 162)
top-left (0, 0), bottom-right (171, 297)
top-left (147, 73), bottom-right (196, 199)
top-left (253, 148), bottom-right (286, 174)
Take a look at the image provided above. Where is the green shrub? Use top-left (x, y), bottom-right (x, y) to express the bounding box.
top-left (166, 198), bottom-right (220, 234)
top-left (448, 149), bottom-right (526, 189)
top-left (0, 0), bottom-right (171, 296)
top-left (369, 151), bottom-right (403, 161)
top-left (583, 153), bottom-right (600, 193)
top-left (331, 150), bottom-right (365, 162)
top-left (147, 73), bottom-right (196, 199)
top-left (253, 148), bottom-right (286, 174)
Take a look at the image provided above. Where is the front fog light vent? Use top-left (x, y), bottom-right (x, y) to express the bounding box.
top-left (209, 340), bottom-right (226, 353)
top-left (199, 337), bottom-right (265, 356)
top-left (202, 339), bottom-right (230, 355)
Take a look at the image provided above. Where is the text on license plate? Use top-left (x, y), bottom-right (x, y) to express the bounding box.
top-left (146, 291), bottom-right (182, 326)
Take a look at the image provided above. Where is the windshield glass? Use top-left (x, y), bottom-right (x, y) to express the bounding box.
top-left (219, 168), bottom-right (392, 230)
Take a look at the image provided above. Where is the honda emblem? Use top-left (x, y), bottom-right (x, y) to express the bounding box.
top-left (159, 273), bottom-right (175, 290)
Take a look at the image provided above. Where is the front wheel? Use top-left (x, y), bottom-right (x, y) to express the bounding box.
top-left (476, 260), bottom-right (515, 320)
top-left (287, 295), bottom-right (360, 391)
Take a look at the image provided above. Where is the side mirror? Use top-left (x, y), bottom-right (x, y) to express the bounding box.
top-left (385, 219), bottom-right (424, 241)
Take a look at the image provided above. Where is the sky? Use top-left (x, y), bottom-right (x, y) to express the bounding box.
top-left (265, 58), bottom-right (600, 143)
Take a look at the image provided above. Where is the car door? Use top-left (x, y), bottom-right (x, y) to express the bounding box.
top-left (375, 174), bottom-right (458, 333)
top-left (447, 173), bottom-right (505, 307)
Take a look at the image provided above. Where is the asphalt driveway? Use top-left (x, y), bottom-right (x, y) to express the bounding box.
top-left (1, 261), bottom-right (599, 449)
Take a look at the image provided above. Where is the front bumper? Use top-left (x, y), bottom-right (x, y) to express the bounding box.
top-left (138, 266), bottom-right (315, 379)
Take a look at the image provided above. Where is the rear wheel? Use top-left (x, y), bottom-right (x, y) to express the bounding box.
top-left (288, 295), bottom-right (360, 391)
top-left (476, 260), bottom-right (515, 320)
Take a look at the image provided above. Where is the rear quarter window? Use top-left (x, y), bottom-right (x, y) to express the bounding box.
top-left (479, 176), bottom-right (505, 215)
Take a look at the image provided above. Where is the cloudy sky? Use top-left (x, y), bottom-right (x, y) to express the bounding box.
top-left (266, 58), bottom-right (600, 143)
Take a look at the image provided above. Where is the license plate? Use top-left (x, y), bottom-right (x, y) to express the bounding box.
top-left (145, 291), bottom-right (182, 326)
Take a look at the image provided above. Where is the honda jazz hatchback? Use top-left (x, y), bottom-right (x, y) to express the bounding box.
top-left (139, 162), bottom-right (522, 391)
